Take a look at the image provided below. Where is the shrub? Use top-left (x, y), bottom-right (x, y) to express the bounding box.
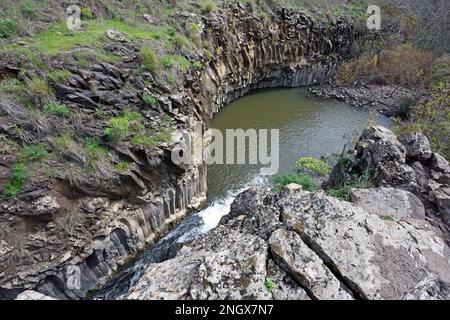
top-left (273, 172), bottom-right (318, 192)
top-left (397, 96), bottom-right (416, 120)
top-left (192, 61), bottom-right (203, 70)
top-left (264, 278), bottom-right (275, 293)
top-left (140, 46), bottom-right (158, 72)
top-left (105, 110), bottom-right (142, 142)
top-left (201, 1), bottom-right (216, 13)
top-left (396, 81), bottom-right (450, 160)
top-left (27, 77), bottom-right (53, 100)
top-left (161, 55), bottom-right (175, 69)
top-left (336, 44), bottom-right (432, 87)
top-left (20, 0), bottom-right (37, 18)
top-left (105, 117), bottom-right (130, 142)
top-left (325, 171), bottom-right (374, 201)
top-left (0, 19), bottom-right (16, 38)
top-left (80, 7), bottom-right (94, 20)
top-left (114, 160), bottom-right (130, 171)
top-left (19, 145), bottom-right (47, 163)
top-left (43, 101), bottom-right (70, 116)
top-left (295, 156), bottom-right (330, 176)
top-left (85, 137), bottom-right (108, 156)
top-left (3, 163), bottom-right (28, 197)
top-left (143, 93), bottom-right (157, 105)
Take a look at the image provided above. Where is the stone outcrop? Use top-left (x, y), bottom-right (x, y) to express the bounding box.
top-left (118, 126), bottom-right (450, 301)
top-left (0, 4), bottom-right (358, 299)
top-left (121, 183), bottom-right (450, 300)
top-left (308, 84), bottom-right (419, 117)
top-left (326, 125), bottom-right (450, 233)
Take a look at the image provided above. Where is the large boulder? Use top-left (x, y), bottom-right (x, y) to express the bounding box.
top-left (124, 225), bottom-right (271, 300)
top-left (279, 189), bottom-right (450, 300)
top-left (349, 187), bottom-right (425, 221)
top-left (398, 132), bottom-right (433, 163)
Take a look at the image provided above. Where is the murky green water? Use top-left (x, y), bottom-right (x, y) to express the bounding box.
top-left (207, 88), bottom-right (392, 201)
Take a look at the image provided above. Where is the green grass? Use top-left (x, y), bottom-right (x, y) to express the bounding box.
top-left (85, 137), bottom-right (108, 156)
top-left (273, 171), bottom-right (318, 192)
top-left (18, 145), bottom-right (47, 163)
top-left (48, 70), bottom-right (72, 82)
top-left (115, 160), bottom-right (130, 171)
top-left (27, 76), bottom-right (53, 99)
top-left (105, 110), bottom-right (142, 142)
top-left (20, 0), bottom-right (37, 18)
top-left (43, 101), bottom-right (70, 116)
top-left (3, 162), bottom-right (30, 198)
top-left (325, 171), bottom-right (374, 201)
top-left (143, 93), bottom-right (157, 105)
top-left (0, 19), bottom-right (16, 38)
top-left (161, 55), bottom-right (175, 69)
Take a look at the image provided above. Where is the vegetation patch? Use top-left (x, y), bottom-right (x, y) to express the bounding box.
top-left (43, 101), bottom-right (70, 117)
top-left (0, 19), bottom-right (16, 38)
top-left (295, 156), bottom-right (330, 177)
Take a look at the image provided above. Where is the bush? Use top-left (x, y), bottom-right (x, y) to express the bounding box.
top-left (27, 77), bottom-right (53, 100)
top-left (20, 0), bottom-right (37, 18)
top-left (143, 93), bottom-right (157, 105)
top-left (336, 44), bottom-right (433, 87)
top-left (0, 19), bottom-right (16, 38)
top-left (105, 117), bottom-right (131, 142)
top-left (273, 171), bottom-right (318, 192)
top-left (140, 46), bottom-right (158, 72)
top-left (325, 171), bottom-right (374, 201)
top-left (192, 61), bottom-right (203, 70)
top-left (396, 81), bottom-right (450, 160)
top-left (43, 101), bottom-right (70, 116)
top-left (19, 145), bottom-right (47, 163)
top-left (201, 1), bottom-right (216, 13)
top-left (295, 156), bottom-right (330, 176)
top-left (161, 55), bottom-right (175, 69)
top-left (3, 163), bottom-right (28, 197)
top-left (114, 160), bottom-right (130, 171)
top-left (397, 96), bottom-right (416, 120)
top-left (105, 110), bottom-right (142, 142)
top-left (80, 7), bottom-right (94, 20)
top-left (264, 278), bottom-right (275, 293)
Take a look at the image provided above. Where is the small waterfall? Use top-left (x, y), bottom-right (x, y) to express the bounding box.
top-left (93, 176), bottom-right (268, 299)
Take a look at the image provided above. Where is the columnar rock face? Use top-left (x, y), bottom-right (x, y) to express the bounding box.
top-left (0, 5), bottom-right (358, 299)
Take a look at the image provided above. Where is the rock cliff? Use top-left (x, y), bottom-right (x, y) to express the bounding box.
top-left (0, 5), bottom-right (358, 299)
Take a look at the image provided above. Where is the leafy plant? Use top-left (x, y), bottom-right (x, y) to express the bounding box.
top-left (143, 93), bottom-right (157, 106)
top-left (273, 171), bottom-right (318, 192)
top-left (80, 7), bottom-right (94, 20)
top-left (19, 145), bottom-right (47, 163)
top-left (264, 278), bottom-right (275, 293)
top-left (140, 46), bottom-right (158, 72)
top-left (43, 101), bottom-right (70, 116)
top-left (105, 110), bottom-right (142, 142)
top-left (295, 156), bottom-right (330, 176)
top-left (3, 163), bottom-right (29, 197)
top-left (161, 55), bottom-right (175, 69)
top-left (192, 61), bottom-right (203, 70)
top-left (115, 160), bottom-right (130, 171)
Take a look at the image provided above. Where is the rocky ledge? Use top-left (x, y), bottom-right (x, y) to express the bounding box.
top-left (120, 126), bottom-right (450, 300)
top-left (308, 84), bottom-right (419, 117)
